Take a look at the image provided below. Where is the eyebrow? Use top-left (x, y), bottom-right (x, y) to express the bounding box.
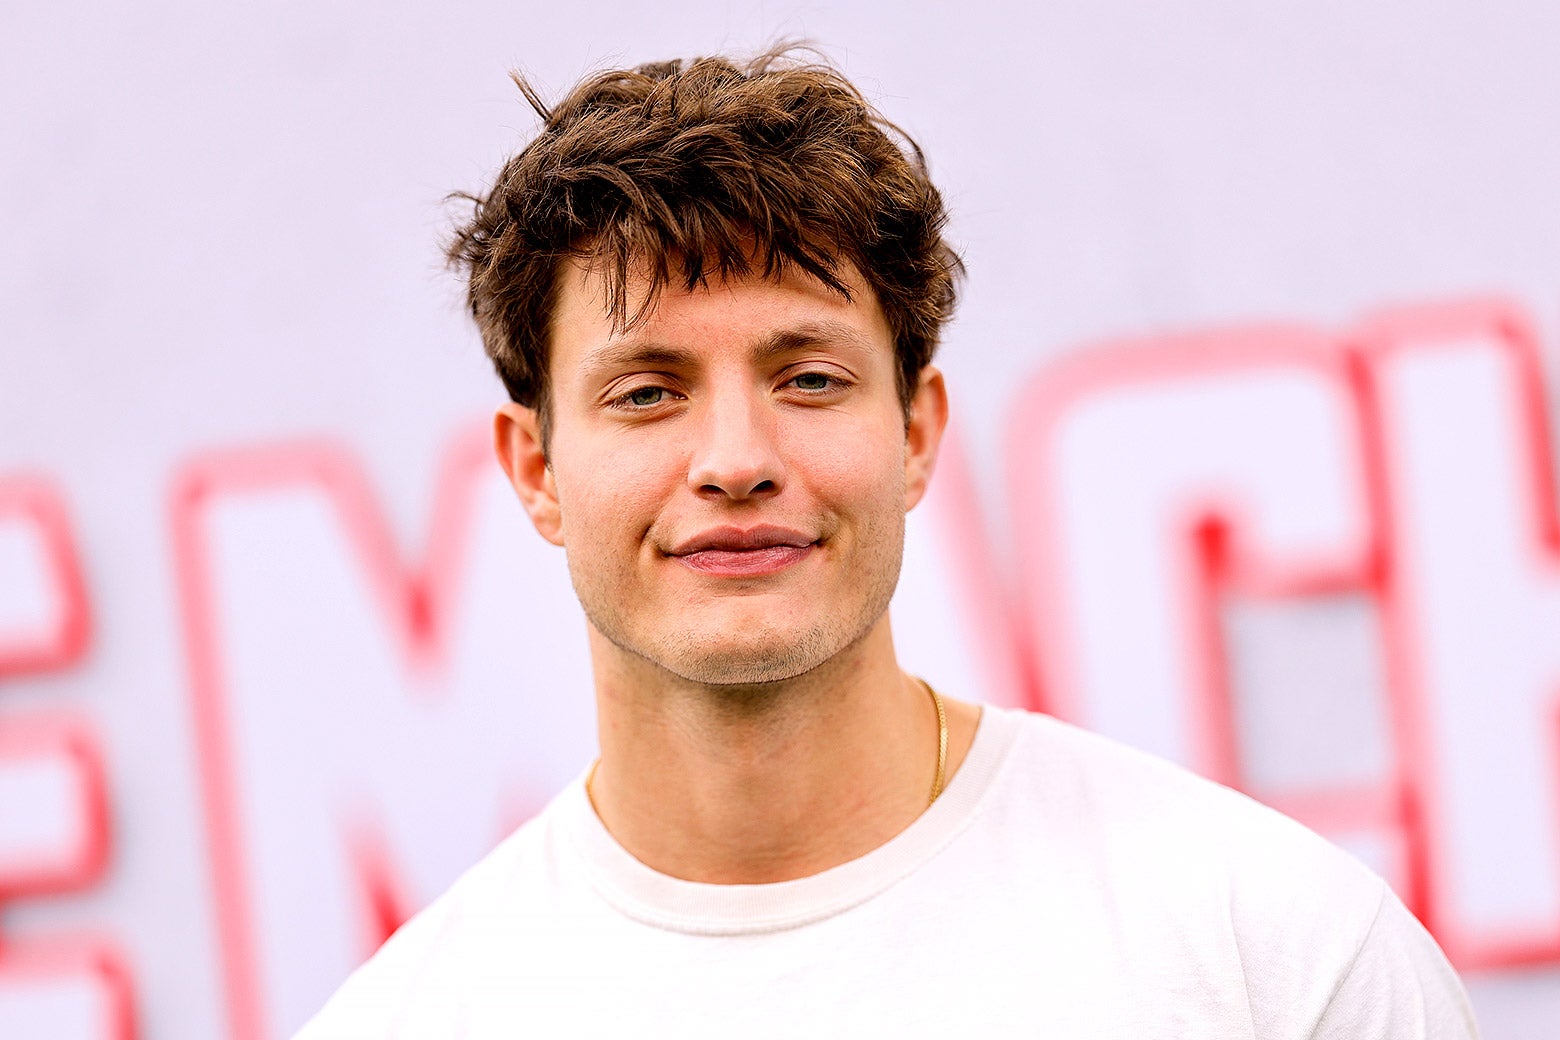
top-left (579, 343), bottom-right (700, 373)
top-left (580, 320), bottom-right (870, 375)
top-left (752, 320), bottom-right (871, 361)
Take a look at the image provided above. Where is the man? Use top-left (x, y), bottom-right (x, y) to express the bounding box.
top-left (300, 48), bottom-right (1477, 1037)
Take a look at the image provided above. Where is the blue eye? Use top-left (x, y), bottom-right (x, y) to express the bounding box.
top-left (792, 373), bottom-right (831, 391)
top-left (627, 386), bottom-right (664, 407)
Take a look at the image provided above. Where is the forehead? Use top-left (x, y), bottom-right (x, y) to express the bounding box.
top-left (548, 256), bottom-right (893, 373)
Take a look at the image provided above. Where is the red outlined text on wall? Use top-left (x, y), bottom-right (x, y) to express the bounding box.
top-left (171, 435), bottom-right (491, 1040)
top-left (0, 477), bottom-right (90, 676)
top-left (169, 428), bottom-right (607, 1040)
top-left (1354, 299), bottom-right (1560, 970)
top-left (1004, 327), bottom-right (1413, 892)
top-left (0, 477), bottom-right (135, 1039)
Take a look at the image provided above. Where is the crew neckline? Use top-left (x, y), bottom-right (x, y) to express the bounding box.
top-left (560, 703), bottom-right (1025, 935)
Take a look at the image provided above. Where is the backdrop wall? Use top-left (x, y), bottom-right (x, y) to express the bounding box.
top-left (3, 3), bottom-right (1558, 1037)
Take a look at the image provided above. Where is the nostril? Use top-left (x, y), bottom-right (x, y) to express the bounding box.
top-left (697, 477), bottom-right (777, 498)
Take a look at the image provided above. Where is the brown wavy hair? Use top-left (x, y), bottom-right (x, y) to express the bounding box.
top-left (447, 46), bottom-right (963, 432)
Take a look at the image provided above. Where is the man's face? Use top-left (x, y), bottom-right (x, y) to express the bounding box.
top-left (500, 258), bottom-right (944, 686)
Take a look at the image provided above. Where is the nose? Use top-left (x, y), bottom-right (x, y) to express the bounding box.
top-left (686, 387), bottom-right (783, 500)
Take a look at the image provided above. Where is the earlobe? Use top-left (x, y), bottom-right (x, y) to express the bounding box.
top-left (494, 403), bottom-right (565, 546)
top-left (904, 366), bottom-right (949, 511)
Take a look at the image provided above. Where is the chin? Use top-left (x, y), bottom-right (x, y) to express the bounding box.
top-left (653, 624), bottom-right (840, 686)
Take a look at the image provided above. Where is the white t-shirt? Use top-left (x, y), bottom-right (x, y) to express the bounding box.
top-left (298, 707), bottom-right (1478, 1038)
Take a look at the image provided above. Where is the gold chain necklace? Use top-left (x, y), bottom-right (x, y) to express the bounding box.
top-left (584, 675), bottom-right (949, 812)
top-left (920, 677), bottom-right (948, 805)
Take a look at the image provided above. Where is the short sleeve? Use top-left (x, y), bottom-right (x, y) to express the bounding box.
top-left (1310, 888), bottom-right (1479, 1039)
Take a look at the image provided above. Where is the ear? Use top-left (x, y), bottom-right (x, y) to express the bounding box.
top-left (903, 366), bottom-right (949, 511)
top-left (494, 402), bottom-right (564, 546)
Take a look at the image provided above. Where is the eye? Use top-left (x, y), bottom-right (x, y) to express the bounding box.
top-left (625, 386), bottom-right (664, 407)
top-left (790, 372), bottom-right (833, 391)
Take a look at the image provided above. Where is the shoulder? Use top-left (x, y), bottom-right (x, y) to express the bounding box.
top-left (1310, 889), bottom-right (1480, 1038)
top-left (990, 710), bottom-right (1474, 1034)
top-left (997, 709), bottom-right (1362, 866)
top-left (1009, 708), bottom-right (1375, 905)
top-left (291, 796), bottom-right (566, 1039)
top-left (972, 709), bottom-right (1386, 920)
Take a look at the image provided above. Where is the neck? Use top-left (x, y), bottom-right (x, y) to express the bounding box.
top-left (585, 617), bottom-right (977, 884)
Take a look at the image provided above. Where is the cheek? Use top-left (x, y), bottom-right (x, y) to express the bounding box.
top-left (788, 415), bottom-right (906, 506)
top-left (550, 440), bottom-right (673, 543)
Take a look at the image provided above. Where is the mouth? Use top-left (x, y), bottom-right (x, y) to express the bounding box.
top-left (666, 525), bottom-right (817, 577)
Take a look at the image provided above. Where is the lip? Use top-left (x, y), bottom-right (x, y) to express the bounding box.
top-left (666, 525), bottom-right (817, 577)
top-left (668, 525), bottom-right (815, 555)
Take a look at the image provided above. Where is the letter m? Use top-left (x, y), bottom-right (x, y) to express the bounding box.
top-left (170, 433), bottom-right (594, 1039)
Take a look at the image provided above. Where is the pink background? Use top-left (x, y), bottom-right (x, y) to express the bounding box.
top-left (3, 3), bottom-right (1559, 1036)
